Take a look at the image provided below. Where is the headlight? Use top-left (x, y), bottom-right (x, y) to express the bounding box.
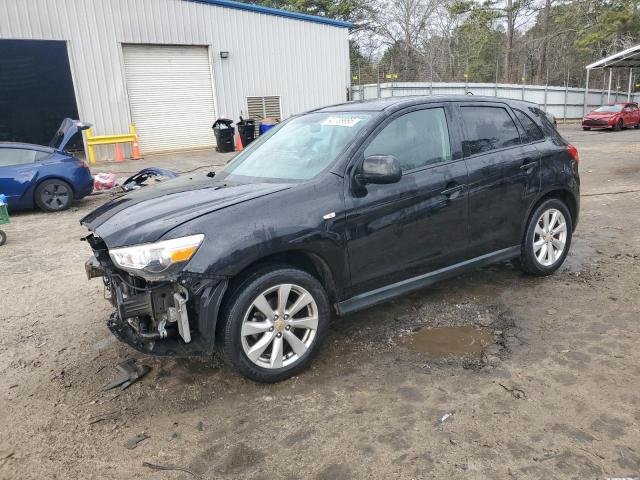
top-left (109, 234), bottom-right (204, 279)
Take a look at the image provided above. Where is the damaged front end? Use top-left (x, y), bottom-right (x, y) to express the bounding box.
top-left (85, 235), bottom-right (227, 357)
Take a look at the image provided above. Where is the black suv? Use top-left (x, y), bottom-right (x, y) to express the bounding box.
top-left (82, 96), bottom-right (580, 382)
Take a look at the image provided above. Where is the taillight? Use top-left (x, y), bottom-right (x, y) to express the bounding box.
top-left (567, 144), bottom-right (579, 164)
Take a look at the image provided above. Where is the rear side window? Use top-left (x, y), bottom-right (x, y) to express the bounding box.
top-left (529, 107), bottom-right (558, 137)
top-left (514, 109), bottom-right (545, 142)
top-left (364, 108), bottom-right (451, 172)
top-left (0, 148), bottom-right (37, 167)
top-left (460, 106), bottom-right (520, 156)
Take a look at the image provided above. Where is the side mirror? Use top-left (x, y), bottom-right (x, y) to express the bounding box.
top-left (357, 155), bottom-right (402, 185)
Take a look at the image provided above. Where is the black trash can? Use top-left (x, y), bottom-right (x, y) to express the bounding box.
top-left (237, 118), bottom-right (256, 147)
top-left (212, 118), bottom-right (235, 153)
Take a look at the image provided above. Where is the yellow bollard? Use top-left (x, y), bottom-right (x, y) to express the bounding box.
top-left (86, 128), bottom-right (97, 164)
top-left (85, 126), bottom-right (138, 164)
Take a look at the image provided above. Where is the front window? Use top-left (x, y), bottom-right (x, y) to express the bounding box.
top-left (222, 112), bottom-right (372, 181)
top-left (364, 108), bottom-right (451, 171)
top-left (594, 105), bottom-right (623, 113)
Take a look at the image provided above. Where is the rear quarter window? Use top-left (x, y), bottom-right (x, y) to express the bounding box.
top-left (529, 107), bottom-right (558, 138)
top-left (514, 109), bottom-right (545, 142)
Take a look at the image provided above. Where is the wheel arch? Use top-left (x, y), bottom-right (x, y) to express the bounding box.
top-left (520, 188), bottom-right (578, 241)
top-left (221, 249), bottom-right (339, 307)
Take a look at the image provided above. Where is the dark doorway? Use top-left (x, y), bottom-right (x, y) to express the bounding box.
top-left (0, 40), bottom-right (81, 148)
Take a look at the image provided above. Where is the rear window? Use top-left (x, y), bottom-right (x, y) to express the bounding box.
top-left (460, 106), bottom-right (520, 156)
top-left (514, 109), bottom-right (545, 142)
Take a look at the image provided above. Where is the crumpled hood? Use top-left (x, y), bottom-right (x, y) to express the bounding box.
top-left (81, 174), bottom-right (291, 247)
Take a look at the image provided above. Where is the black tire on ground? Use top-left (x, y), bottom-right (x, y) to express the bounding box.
top-left (34, 179), bottom-right (73, 212)
top-left (0, 230), bottom-right (6, 246)
top-left (615, 119), bottom-right (624, 131)
top-left (217, 266), bottom-right (330, 382)
top-left (582, 127), bottom-right (590, 131)
top-left (514, 198), bottom-right (573, 276)
top-left (634, 124), bottom-right (640, 129)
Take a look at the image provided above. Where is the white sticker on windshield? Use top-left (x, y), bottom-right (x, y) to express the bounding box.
top-left (321, 116), bottom-right (362, 127)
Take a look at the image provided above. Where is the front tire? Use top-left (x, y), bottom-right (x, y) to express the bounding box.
top-left (0, 230), bottom-right (6, 246)
top-left (218, 267), bottom-right (330, 382)
top-left (35, 179), bottom-right (73, 212)
top-left (515, 198), bottom-right (573, 276)
top-left (615, 119), bottom-right (623, 131)
top-left (582, 127), bottom-right (590, 131)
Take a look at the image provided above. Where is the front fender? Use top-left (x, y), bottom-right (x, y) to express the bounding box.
top-left (168, 175), bottom-right (349, 293)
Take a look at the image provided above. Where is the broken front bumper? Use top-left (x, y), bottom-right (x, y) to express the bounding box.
top-left (85, 255), bottom-right (227, 357)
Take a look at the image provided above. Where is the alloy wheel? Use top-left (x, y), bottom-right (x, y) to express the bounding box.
top-left (533, 208), bottom-right (567, 267)
top-left (240, 284), bottom-right (319, 369)
top-left (41, 182), bottom-right (71, 210)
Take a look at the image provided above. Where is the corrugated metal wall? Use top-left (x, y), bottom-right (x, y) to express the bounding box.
top-left (0, 0), bottom-right (350, 157)
top-left (353, 82), bottom-right (640, 120)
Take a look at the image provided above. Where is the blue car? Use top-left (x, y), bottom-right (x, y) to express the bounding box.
top-left (0, 119), bottom-right (94, 212)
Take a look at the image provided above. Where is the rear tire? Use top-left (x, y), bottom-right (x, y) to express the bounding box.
top-left (0, 230), bottom-right (6, 246)
top-left (515, 198), bottom-right (573, 276)
top-left (35, 179), bottom-right (73, 212)
top-left (217, 266), bottom-right (330, 382)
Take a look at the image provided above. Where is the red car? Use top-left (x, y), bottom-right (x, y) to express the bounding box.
top-left (582, 102), bottom-right (640, 131)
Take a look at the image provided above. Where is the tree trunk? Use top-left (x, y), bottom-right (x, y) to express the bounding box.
top-left (536, 0), bottom-right (551, 84)
top-left (504, 0), bottom-right (514, 83)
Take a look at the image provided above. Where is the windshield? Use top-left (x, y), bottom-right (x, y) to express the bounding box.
top-left (222, 112), bottom-right (372, 181)
top-left (594, 105), bottom-right (622, 113)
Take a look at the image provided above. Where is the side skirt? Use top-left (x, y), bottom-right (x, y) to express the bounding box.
top-left (336, 246), bottom-right (520, 316)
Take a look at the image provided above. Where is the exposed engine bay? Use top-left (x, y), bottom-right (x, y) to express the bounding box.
top-left (84, 234), bottom-right (227, 357)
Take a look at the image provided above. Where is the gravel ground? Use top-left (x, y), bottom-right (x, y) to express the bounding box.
top-left (1, 125), bottom-right (639, 479)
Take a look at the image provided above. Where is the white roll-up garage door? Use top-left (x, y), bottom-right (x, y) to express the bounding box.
top-left (123, 44), bottom-right (217, 154)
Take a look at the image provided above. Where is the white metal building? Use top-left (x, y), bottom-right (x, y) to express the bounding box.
top-left (0, 0), bottom-right (351, 157)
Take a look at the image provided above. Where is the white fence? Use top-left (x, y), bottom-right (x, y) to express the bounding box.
top-left (351, 82), bottom-right (640, 120)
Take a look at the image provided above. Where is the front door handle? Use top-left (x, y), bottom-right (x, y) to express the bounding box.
top-left (441, 184), bottom-right (465, 196)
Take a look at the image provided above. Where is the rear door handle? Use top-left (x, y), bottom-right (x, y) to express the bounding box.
top-left (520, 161), bottom-right (538, 171)
top-left (441, 184), bottom-right (465, 196)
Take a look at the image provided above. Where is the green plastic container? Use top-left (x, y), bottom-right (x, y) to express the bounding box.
top-left (0, 203), bottom-right (10, 225)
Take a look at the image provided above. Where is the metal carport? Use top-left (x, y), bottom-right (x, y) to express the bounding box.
top-left (584, 44), bottom-right (640, 114)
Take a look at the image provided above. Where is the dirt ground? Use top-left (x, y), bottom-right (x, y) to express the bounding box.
top-left (1, 125), bottom-right (639, 479)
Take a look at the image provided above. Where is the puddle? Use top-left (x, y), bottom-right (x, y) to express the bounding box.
top-left (401, 326), bottom-right (494, 359)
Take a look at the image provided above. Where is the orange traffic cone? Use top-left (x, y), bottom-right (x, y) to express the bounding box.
top-left (131, 139), bottom-right (142, 160)
top-left (235, 131), bottom-right (243, 152)
top-left (114, 144), bottom-right (125, 162)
